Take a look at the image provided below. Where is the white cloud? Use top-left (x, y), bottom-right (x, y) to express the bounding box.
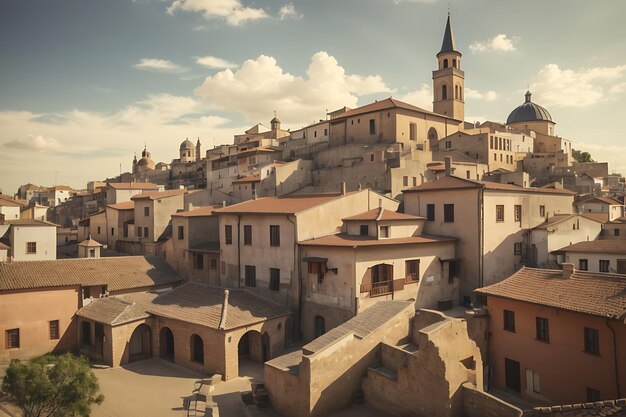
top-left (399, 84), bottom-right (432, 110)
top-left (133, 58), bottom-right (186, 73)
top-left (194, 51), bottom-right (393, 125)
top-left (465, 88), bottom-right (498, 101)
top-left (530, 63), bottom-right (626, 107)
top-left (279, 3), bottom-right (301, 20)
top-left (4, 134), bottom-right (61, 151)
top-left (167, 0), bottom-right (269, 26)
top-left (196, 55), bottom-right (238, 69)
top-left (470, 34), bottom-right (517, 54)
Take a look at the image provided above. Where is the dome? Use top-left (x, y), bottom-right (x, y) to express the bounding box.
top-left (507, 91), bottom-right (553, 124)
top-left (180, 139), bottom-right (194, 150)
top-left (155, 162), bottom-right (169, 170)
top-left (137, 156), bottom-right (155, 170)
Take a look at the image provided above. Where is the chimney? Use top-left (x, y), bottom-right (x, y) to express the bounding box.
top-left (562, 263), bottom-right (575, 279)
top-left (378, 198), bottom-right (383, 208)
top-left (222, 201), bottom-right (226, 208)
top-left (357, 183), bottom-right (362, 191)
top-left (341, 182), bottom-right (346, 195)
top-left (218, 290), bottom-right (229, 330)
top-left (188, 203), bottom-right (194, 211)
top-left (444, 156), bottom-right (452, 176)
top-left (253, 189), bottom-right (258, 200)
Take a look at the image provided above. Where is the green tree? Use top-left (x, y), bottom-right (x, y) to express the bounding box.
top-left (578, 151), bottom-right (594, 163)
top-left (1, 353), bottom-right (104, 417)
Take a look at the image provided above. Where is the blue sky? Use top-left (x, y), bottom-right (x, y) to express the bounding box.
top-left (1, 0), bottom-right (626, 193)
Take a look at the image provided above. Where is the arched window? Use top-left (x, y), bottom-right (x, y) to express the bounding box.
top-left (443, 59), bottom-right (448, 68)
top-left (315, 316), bottom-right (326, 338)
top-left (452, 59), bottom-right (457, 68)
top-left (442, 85), bottom-right (448, 100)
top-left (455, 85), bottom-right (459, 99)
top-left (190, 334), bottom-right (204, 364)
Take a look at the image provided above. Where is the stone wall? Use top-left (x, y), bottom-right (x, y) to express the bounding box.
top-left (462, 383), bottom-right (522, 417)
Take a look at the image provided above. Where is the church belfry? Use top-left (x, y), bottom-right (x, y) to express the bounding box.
top-left (432, 14), bottom-right (465, 121)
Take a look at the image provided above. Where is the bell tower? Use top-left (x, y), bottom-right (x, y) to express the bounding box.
top-left (432, 14), bottom-right (465, 121)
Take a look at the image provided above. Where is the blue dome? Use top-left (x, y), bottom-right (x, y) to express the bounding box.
top-left (507, 91), bottom-right (553, 124)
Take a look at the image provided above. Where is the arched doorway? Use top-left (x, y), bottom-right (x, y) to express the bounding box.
top-left (129, 324), bottom-right (151, 362)
top-left (159, 327), bottom-right (175, 362)
top-left (428, 127), bottom-right (439, 151)
top-left (237, 330), bottom-right (270, 363)
top-left (190, 334), bottom-right (204, 364)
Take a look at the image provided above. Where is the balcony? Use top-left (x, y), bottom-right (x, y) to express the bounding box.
top-left (363, 279), bottom-right (406, 298)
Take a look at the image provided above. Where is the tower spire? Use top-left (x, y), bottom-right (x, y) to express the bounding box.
top-left (438, 14), bottom-right (458, 56)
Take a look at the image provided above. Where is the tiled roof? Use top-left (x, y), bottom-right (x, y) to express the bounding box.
top-left (403, 175), bottom-right (575, 195)
top-left (532, 214), bottom-right (576, 230)
top-left (214, 192), bottom-right (347, 215)
top-left (578, 196), bottom-right (623, 206)
top-left (0, 256), bottom-right (180, 292)
top-left (0, 195), bottom-right (26, 207)
top-left (232, 175), bottom-right (261, 184)
top-left (342, 207), bottom-right (423, 222)
top-left (3, 219), bottom-right (58, 227)
top-left (553, 240), bottom-right (626, 254)
top-left (107, 201), bottom-right (135, 210)
top-left (581, 213), bottom-right (610, 224)
top-left (107, 182), bottom-right (159, 190)
top-left (303, 301), bottom-right (413, 354)
top-left (146, 282), bottom-right (290, 330)
top-left (47, 185), bottom-right (73, 191)
top-left (609, 216), bottom-right (626, 224)
top-left (0, 241), bottom-right (10, 250)
top-left (75, 292), bottom-right (157, 325)
top-left (299, 233), bottom-right (455, 248)
top-left (329, 97), bottom-right (461, 122)
top-left (171, 205), bottom-right (219, 217)
top-left (530, 399), bottom-right (626, 416)
top-left (78, 238), bottom-right (104, 248)
top-left (131, 189), bottom-right (185, 200)
top-left (475, 267), bottom-right (626, 319)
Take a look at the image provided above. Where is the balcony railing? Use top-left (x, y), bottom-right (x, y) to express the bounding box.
top-left (405, 273), bottom-right (419, 284)
top-left (367, 279), bottom-right (406, 298)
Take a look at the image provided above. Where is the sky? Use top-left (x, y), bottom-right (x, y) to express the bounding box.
top-left (1, 0), bottom-right (626, 194)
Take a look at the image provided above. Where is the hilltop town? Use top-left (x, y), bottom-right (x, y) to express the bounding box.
top-left (1, 15), bottom-right (625, 417)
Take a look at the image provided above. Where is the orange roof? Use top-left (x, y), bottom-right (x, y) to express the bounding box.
top-left (298, 233), bottom-right (455, 248)
top-left (0, 194), bottom-right (26, 207)
top-left (403, 175), bottom-right (575, 195)
top-left (107, 201), bottom-right (135, 210)
top-left (107, 182), bottom-right (159, 190)
top-left (553, 239), bottom-right (626, 254)
top-left (475, 267), bottom-right (626, 319)
top-left (232, 175), bottom-right (261, 184)
top-left (578, 195), bottom-right (623, 206)
top-left (172, 206), bottom-right (219, 217)
top-left (215, 193), bottom-right (346, 215)
top-left (330, 97), bottom-right (461, 122)
top-left (131, 189), bottom-right (185, 200)
top-left (4, 219), bottom-right (58, 227)
top-left (342, 207), bottom-right (423, 222)
top-left (47, 185), bottom-right (73, 191)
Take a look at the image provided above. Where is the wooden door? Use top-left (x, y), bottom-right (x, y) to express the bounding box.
top-left (505, 358), bottom-right (521, 392)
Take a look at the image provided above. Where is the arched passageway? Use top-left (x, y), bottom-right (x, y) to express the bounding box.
top-left (129, 324), bottom-right (151, 362)
top-left (159, 327), bottom-right (175, 361)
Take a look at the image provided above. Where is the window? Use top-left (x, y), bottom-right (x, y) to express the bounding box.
top-left (209, 258), bottom-right (217, 270)
top-left (493, 153), bottom-right (497, 161)
top-left (514, 242), bottom-right (522, 256)
top-left (190, 334), bottom-right (204, 364)
top-left (466, 170), bottom-right (471, 179)
top-left (370, 154), bottom-right (374, 162)
top-left (536, 317), bottom-right (549, 342)
top-left (144, 207), bottom-right (149, 217)
top-left (490, 136), bottom-right (494, 149)
top-left (111, 227), bottom-right (115, 236)
top-left (426, 204), bottom-right (435, 221)
top-left (194, 254), bottom-right (204, 270)
top-left (81, 321), bottom-right (91, 346)
top-left (442, 84), bottom-right (447, 100)
top-left (308, 261), bottom-right (327, 283)
top-left (177, 225), bottom-right (184, 240)
top-left (406, 260), bottom-right (419, 282)
top-left (315, 316), bottom-right (326, 338)
top-left (409, 123), bottom-right (417, 141)
top-left (137, 227), bottom-right (143, 238)
top-left (49, 320), bottom-right (59, 340)
top-left (270, 268), bottom-right (280, 291)
top-left (243, 225), bottom-right (252, 245)
top-left (225, 225), bottom-right (232, 245)
top-left (89, 249), bottom-right (95, 257)
top-left (6, 329), bottom-right (19, 349)
top-left (496, 205), bottom-right (505, 222)
top-left (579, 259), bottom-right (588, 271)
top-left (270, 225), bottom-right (280, 247)
top-left (245, 265), bottom-right (256, 287)
top-left (503, 310), bottom-right (515, 332)
top-left (380, 226), bottom-right (389, 238)
top-left (314, 131), bottom-right (317, 138)
top-left (413, 177), bottom-right (417, 187)
top-left (514, 205), bottom-right (522, 222)
top-left (599, 260), bottom-right (610, 273)
top-left (324, 128), bottom-right (328, 136)
top-left (403, 176), bottom-right (408, 186)
top-left (369, 119), bottom-right (376, 135)
top-left (584, 327), bottom-right (600, 355)
top-left (97, 226), bottom-right (101, 234)
top-left (144, 227), bottom-right (149, 237)
top-left (539, 205), bottom-right (546, 217)
top-left (614, 228), bottom-right (620, 236)
top-left (26, 242), bottom-right (37, 254)
top-left (452, 58), bottom-right (457, 68)
top-left (444, 204), bottom-right (454, 223)
top-left (443, 59), bottom-right (448, 68)
top-left (587, 387), bottom-right (601, 402)
top-left (360, 225), bottom-right (369, 236)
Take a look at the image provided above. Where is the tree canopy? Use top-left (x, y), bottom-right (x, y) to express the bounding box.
top-left (1, 353), bottom-right (104, 417)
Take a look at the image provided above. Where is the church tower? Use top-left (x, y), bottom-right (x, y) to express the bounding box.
top-left (196, 138), bottom-right (202, 162)
top-left (432, 14), bottom-right (464, 121)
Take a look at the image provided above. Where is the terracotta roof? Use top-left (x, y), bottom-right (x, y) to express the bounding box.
top-left (403, 175), bottom-right (575, 195)
top-left (0, 242), bottom-right (10, 250)
top-left (0, 256), bottom-right (180, 292)
top-left (553, 240), bottom-right (626, 254)
top-left (47, 185), bottom-right (73, 191)
top-left (146, 282), bottom-right (290, 330)
top-left (3, 219), bottom-right (58, 227)
top-left (232, 175), bottom-right (261, 184)
top-left (107, 182), bottom-right (159, 190)
top-left (581, 213), bottom-right (610, 224)
top-left (78, 238), bottom-right (104, 248)
top-left (329, 97), bottom-right (461, 122)
top-left (215, 192), bottom-right (347, 215)
top-left (131, 189), bottom-right (185, 200)
top-left (532, 214), bottom-right (576, 230)
top-left (299, 233), bottom-right (455, 248)
top-left (578, 196), bottom-right (623, 206)
top-left (530, 399), bottom-right (626, 416)
top-left (171, 206), bottom-right (219, 217)
top-left (342, 207), bottom-right (423, 222)
top-left (609, 216), bottom-right (626, 224)
top-left (0, 195), bottom-right (26, 207)
top-left (75, 292), bottom-right (157, 325)
top-left (475, 267), bottom-right (626, 319)
top-left (107, 201), bottom-right (135, 210)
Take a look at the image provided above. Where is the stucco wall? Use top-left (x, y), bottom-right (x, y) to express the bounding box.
top-left (10, 224), bottom-right (57, 261)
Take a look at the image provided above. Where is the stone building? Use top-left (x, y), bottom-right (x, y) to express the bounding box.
top-left (0, 219), bottom-right (58, 261)
top-left (552, 240), bottom-right (626, 274)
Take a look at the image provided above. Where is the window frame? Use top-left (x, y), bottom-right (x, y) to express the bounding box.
top-left (177, 225), bottom-right (184, 240)
top-left (243, 225), bottom-right (252, 246)
top-left (6, 328), bottom-right (20, 349)
top-left (269, 225), bottom-right (280, 247)
top-left (599, 260), bottom-right (610, 273)
top-left (269, 268), bottom-right (280, 292)
top-left (426, 204), bottom-right (435, 221)
top-left (244, 265), bottom-right (256, 287)
top-left (359, 225), bottom-right (369, 236)
top-left (579, 259), bottom-right (588, 271)
top-left (503, 310), bottom-right (516, 332)
top-left (224, 225), bottom-right (233, 245)
top-left (405, 259), bottom-right (420, 282)
top-left (496, 205), bottom-right (505, 222)
top-left (443, 204), bottom-right (454, 223)
top-left (369, 119), bottom-right (376, 135)
top-left (584, 327), bottom-right (600, 355)
top-left (514, 205), bottom-right (522, 222)
top-left (26, 241), bottom-right (37, 254)
top-left (144, 206), bottom-right (149, 217)
top-left (535, 317), bottom-right (550, 343)
top-left (49, 320), bottom-right (60, 340)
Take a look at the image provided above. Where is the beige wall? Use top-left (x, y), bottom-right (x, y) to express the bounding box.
top-left (1, 287), bottom-right (79, 363)
top-left (563, 251), bottom-right (626, 274)
top-left (531, 216), bottom-right (602, 265)
top-left (10, 224), bottom-right (57, 261)
top-left (88, 211), bottom-right (108, 245)
top-left (134, 194), bottom-right (184, 245)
